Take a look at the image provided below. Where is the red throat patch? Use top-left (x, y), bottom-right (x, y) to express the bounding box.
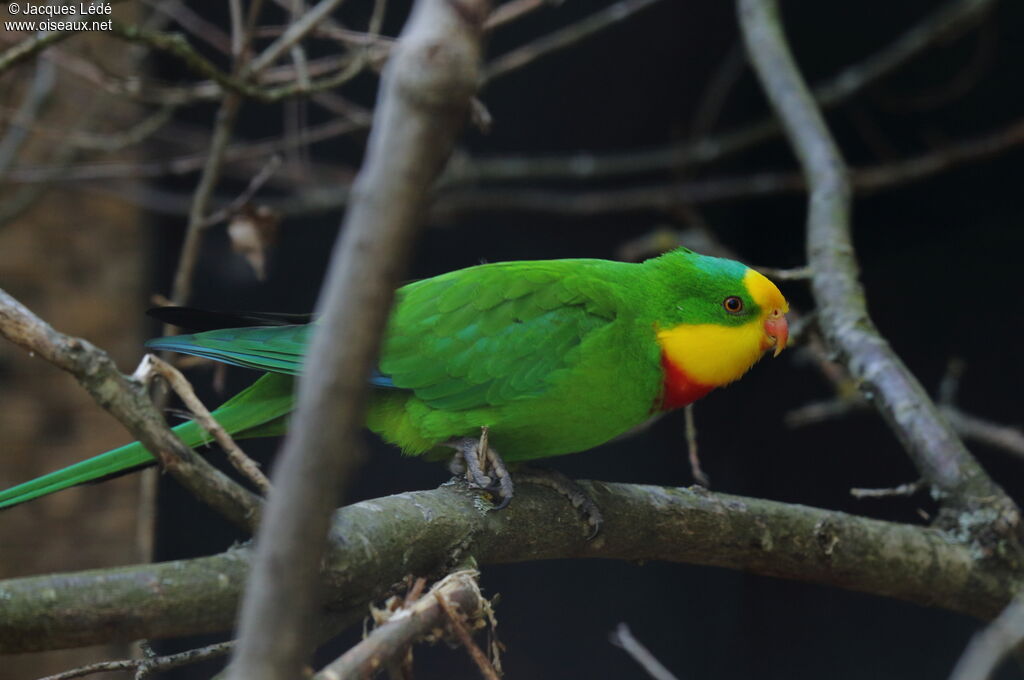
top-left (658, 353), bottom-right (715, 411)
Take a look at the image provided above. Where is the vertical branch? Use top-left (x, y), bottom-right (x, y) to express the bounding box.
top-left (170, 93), bottom-right (242, 306)
top-left (224, 1), bottom-right (489, 679)
top-left (736, 0), bottom-right (1019, 539)
top-left (170, 0), bottom-right (266, 306)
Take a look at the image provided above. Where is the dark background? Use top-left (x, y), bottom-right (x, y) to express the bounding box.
top-left (149, 1), bottom-right (1024, 678)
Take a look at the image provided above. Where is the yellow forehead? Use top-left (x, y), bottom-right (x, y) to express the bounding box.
top-left (743, 268), bottom-right (788, 313)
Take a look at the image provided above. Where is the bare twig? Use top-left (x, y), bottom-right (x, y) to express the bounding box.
top-left (225, 2), bottom-right (489, 678)
top-left (484, 0), bottom-right (547, 30)
top-left (0, 29), bottom-right (77, 75)
top-left (850, 480), bottom-right (925, 500)
top-left (143, 0), bottom-right (234, 54)
top-left (433, 584), bottom-right (500, 680)
top-left (6, 117), bottom-right (364, 184)
top-left (0, 60), bottom-right (56, 175)
top-left (737, 0), bottom-right (1019, 542)
top-left (684, 404), bottom-right (709, 487)
top-left (200, 154), bottom-right (283, 229)
top-left (942, 408), bottom-right (1024, 461)
top-left (784, 397), bottom-right (864, 429)
top-left (949, 593), bottom-right (1024, 680)
top-left (610, 623), bottom-right (681, 680)
top-left (0, 288), bottom-right (261, 529)
top-left (455, 0), bottom-right (997, 183)
top-left (756, 265), bottom-right (812, 281)
top-left (246, 0), bottom-right (349, 75)
top-left (135, 354), bottom-right (272, 495)
top-left (37, 640), bottom-right (234, 680)
top-left (432, 115), bottom-right (1024, 217)
top-left (171, 93), bottom-right (242, 306)
top-left (484, 0), bottom-right (664, 82)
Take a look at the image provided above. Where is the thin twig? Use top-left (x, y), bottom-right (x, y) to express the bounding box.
top-left (434, 585), bottom-right (501, 680)
top-left (942, 408), bottom-right (1024, 461)
top-left (135, 355), bottom-right (272, 495)
top-left (246, 0), bottom-right (349, 75)
top-left (432, 116), bottom-right (1024, 217)
top-left (143, 0), bottom-right (234, 54)
top-left (199, 154), bottom-right (283, 229)
top-left (37, 641), bottom-right (234, 680)
top-left (0, 29), bottom-right (77, 75)
top-left (684, 404), bottom-right (709, 487)
top-left (737, 0), bottom-right (1019, 540)
top-left (0, 59), bottom-right (56, 176)
top-left (455, 0), bottom-right (998, 183)
top-left (485, 0), bottom-right (547, 30)
top-left (949, 593), bottom-right (1024, 680)
top-left (7, 117), bottom-right (364, 183)
top-left (484, 0), bottom-right (664, 82)
top-left (850, 480), bottom-right (924, 500)
top-left (610, 623), bottom-right (681, 680)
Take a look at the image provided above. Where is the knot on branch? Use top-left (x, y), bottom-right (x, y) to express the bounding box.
top-left (939, 498), bottom-right (1024, 567)
top-left (389, 1), bottom-right (486, 112)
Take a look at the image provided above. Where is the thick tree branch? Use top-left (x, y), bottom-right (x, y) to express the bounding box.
top-left (0, 288), bottom-right (261, 529)
top-left (736, 0), bottom-right (1020, 544)
top-left (1, 482), bottom-right (1019, 654)
top-left (225, 2), bottom-right (489, 679)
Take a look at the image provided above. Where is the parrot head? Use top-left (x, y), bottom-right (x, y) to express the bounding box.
top-left (652, 250), bottom-right (789, 409)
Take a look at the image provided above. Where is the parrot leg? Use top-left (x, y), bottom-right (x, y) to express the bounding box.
top-left (449, 427), bottom-right (515, 510)
top-left (515, 466), bottom-right (603, 539)
top-left (445, 436), bottom-right (601, 538)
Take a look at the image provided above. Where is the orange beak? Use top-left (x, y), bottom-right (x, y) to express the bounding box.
top-left (764, 309), bottom-right (789, 357)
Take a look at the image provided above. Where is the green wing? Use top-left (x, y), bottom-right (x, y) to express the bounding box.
top-left (380, 261), bottom-right (620, 410)
top-left (144, 324), bottom-right (312, 374)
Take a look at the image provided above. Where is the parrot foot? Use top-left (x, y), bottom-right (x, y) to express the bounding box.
top-left (450, 428), bottom-right (515, 510)
top-left (515, 466), bottom-right (603, 540)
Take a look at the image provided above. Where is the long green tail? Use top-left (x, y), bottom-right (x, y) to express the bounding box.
top-left (0, 373), bottom-right (295, 509)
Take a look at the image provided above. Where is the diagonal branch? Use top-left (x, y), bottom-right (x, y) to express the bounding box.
top-left (736, 0), bottom-right (1019, 544)
top-left (0, 288), bottom-right (261, 529)
top-left (225, 1), bottom-right (490, 679)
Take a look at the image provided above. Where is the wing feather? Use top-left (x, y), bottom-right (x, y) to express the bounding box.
top-left (380, 262), bottom-right (619, 411)
top-left (146, 260), bottom-right (622, 411)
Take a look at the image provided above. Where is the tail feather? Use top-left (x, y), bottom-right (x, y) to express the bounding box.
top-left (0, 373), bottom-right (295, 509)
top-left (0, 441), bottom-right (155, 508)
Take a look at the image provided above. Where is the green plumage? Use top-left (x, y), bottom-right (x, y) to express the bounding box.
top-left (0, 248), bottom-right (759, 508)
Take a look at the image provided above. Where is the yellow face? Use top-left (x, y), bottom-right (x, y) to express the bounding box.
top-left (656, 268), bottom-right (789, 387)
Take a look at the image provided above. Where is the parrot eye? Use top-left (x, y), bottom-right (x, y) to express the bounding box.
top-left (723, 296), bottom-right (744, 313)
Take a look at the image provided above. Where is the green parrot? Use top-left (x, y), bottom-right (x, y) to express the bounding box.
top-left (0, 248), bottom-right (789, 509)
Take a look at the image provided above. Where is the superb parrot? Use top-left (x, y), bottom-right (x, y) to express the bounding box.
top-left (0, 248), bottom-right (788, 510)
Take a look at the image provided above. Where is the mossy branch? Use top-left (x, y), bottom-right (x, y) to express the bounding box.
top-left (1, 481), bottom-right (1019, 654)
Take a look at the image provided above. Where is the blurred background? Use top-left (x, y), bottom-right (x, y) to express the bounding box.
top-left (1, 0), bottom-right (1023, 677)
